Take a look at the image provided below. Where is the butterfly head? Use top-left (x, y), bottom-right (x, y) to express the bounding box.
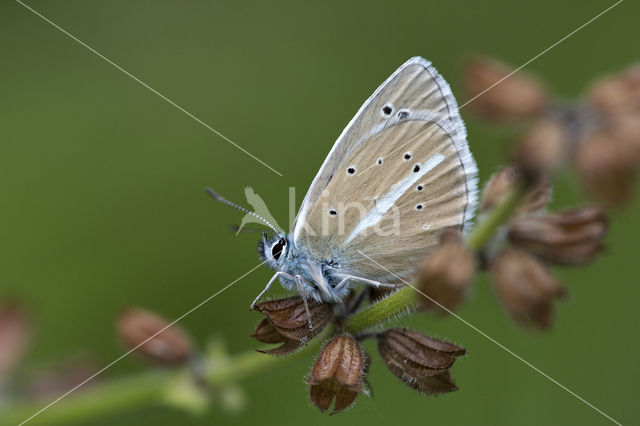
top-left (258, 233), bottom-right (290, 270)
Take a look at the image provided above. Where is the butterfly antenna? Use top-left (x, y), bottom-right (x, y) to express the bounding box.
top-left (205, 187), bottom-right (281, 235)
top-left (229, 225), bottom-right (265, 234)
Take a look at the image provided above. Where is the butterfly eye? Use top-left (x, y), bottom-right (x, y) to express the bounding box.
top-left (271, 239), bottom-right (286, 260)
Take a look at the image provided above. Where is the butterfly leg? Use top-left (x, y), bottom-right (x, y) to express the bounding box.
top-left (335, 275), bottom-right (397, 291)
top-left (250, 271), bottom-right (291, 310)
top-left (295, 275), bottom-right (313, 331)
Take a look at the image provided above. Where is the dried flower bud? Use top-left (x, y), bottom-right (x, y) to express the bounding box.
top-left (0, 303), bottom-right (31, 378)
top-left (480, 165), bottom-right (551, 215)
top-left (418, 230), bottom-right (475, 312)
top-left (307, 334), bottom-right (366, 414)
top-left (588, 63), bottom-right (640, 115)
top-left (464, 56), bottom-right (549, 121)
top-left (253, 296), bottom-right (333, 343)
top-left (508, 206), bottom-right (608, 266)
top-left (117, 307), bottom-right (192, 365)
top-left (604, 113), bottom-right (640, 162)
top-left (378, 328), bottom-right (465, 394)
top-left (490, 249), bottom-right (566, 329)
top-left (514, 118), bottom-right (569, 177)
top-left (575, 126), bottom-right (640, 206)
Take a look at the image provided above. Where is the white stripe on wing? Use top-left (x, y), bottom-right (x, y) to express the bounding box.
top-left (345, 152), bottom-right (445, 243)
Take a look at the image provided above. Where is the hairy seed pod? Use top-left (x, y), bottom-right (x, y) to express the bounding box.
top-left (253, 296), bottom-right (333, 345)
top-left (251, 318), bottom-right (303, 356)
top-left (307, 334), bottom-right (366, 414)
top-left (378, 328), bottom-right (465, 394)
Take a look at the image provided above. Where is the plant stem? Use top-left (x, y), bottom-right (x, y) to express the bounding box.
top-left (0, 186), bottom-right (527, 425)
top-left (0, 332), bottom-right (328, 425)
top-left (0, 371), bottom-right (168, 425)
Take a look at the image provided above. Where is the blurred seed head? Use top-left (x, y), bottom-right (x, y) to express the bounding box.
top-left (418, 230), bottom-right (475, 312)
top-left (575, 124), bottom-right (640, 206)
top-left (117, 307), bottom-right (192, 366)
top-left (377, 328), bottom-right (464, 394)
top-left (253, 296), bottom-right (333, 355)
top-left (306, 334), bottom-right (366, 414)
top-left (514, 118), bottom-right (570, 177)
top-left (588, 63), bottom-right (640, 116)
top-left (0, 303), bottom-right (31, 379)
top-left (490, 249), bottom-right (566, 329)
top-left (508, 205), bottom-right (608, 266)
top-left (464, 56), bottom-right (549, 121)
top-left (480, 165), bottom-right (551, 215)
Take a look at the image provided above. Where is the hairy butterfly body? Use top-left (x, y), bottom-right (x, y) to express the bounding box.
top-left (210, 57), bottom-right (478, 306)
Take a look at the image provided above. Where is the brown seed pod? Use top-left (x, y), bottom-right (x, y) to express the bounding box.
top-left (490, 249), bottom-right (566, 329)
top-left (480, 165), bottom-right (551, 215)
top-left (251, 318), bottom-right (303, 356)
top-left (513, 118), bottom-right (569, 177)
top-left (418, 230), bottom-right (475, 312)
top-left (508, 205), bottom-right (608, 266)
top-left (116, 306), bottom-right (192, 365)
top-left (464, 56), bottom-right (549, 121)
top-left (588, 63), bottom-right (640, 116)
top-left (307, 334), bottom-right (366, 414)
top-left (575, 125), bottom-right (640, 207)
top-left (253, 296), bottom-right (333, 342)
top-left (377, 328), bottom-right (465, 394)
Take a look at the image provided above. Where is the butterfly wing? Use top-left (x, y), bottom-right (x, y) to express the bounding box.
top-left (292, 57), bottom-right (478, 283)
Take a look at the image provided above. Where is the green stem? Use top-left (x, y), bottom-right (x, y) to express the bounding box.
top-left (0, 187), bottom-right (528, 425)
top-left (0, 332), bottom-right (330, 425)
top-left (0, 371), bottom-right (168, 425)
top-left (466, 185), bottom-right (526, 251)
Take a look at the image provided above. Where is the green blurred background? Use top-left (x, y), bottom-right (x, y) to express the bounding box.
top-left (1, 0), bottom-right (638, 424)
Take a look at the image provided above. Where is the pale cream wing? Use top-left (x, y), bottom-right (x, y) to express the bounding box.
top-left (292, 57), bottom-right (463, 243)
top-left (293, 58), bottom-right (478, 283)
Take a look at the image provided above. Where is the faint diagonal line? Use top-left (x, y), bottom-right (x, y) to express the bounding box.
top-left (17, 261), bottom-right (267, 426)
top-left (459, 0), bottom-right (624, 108)
top-left (355, 250), bottom-right (622, 426)
top-left (356, 0), bottom-right (623, 178)
top-left (15, 0), bottom-right (284, 177)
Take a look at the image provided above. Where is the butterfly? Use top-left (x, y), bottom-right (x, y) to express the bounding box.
top-left (208, 57), bottom-right (478, 316)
